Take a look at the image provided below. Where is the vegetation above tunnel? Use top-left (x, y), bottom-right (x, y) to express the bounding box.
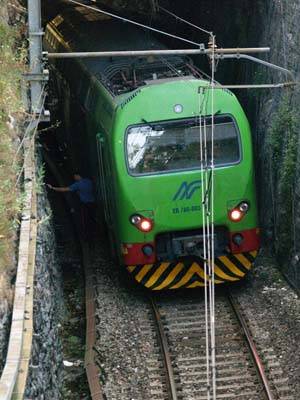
top-left (0, 6), bottom-right (25, 306)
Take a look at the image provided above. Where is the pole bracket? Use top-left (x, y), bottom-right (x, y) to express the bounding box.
top-left (23, 70), bottom-right (49, 82)
top-left (29, 30), bottom-right (44, 36)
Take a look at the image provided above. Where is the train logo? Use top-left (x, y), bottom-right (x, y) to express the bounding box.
top-left (173, 180), bottom-right (202, 201)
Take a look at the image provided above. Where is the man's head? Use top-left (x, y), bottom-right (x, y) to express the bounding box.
top-left (73, 171), bottom-right (82, 181)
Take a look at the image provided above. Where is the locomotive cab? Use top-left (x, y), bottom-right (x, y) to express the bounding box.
top-left (106, 79), bottom-right (260, 291)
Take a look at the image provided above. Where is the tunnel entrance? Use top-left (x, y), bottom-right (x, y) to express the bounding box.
top-left (41, 0), bottom-right (300, 288)
top-left (42, 0), bottom-right (263, 156)
top-left (42, 0), bottom-right (267, 133)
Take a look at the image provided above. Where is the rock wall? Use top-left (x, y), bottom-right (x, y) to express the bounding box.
top-left (25, 154), bottom-right (64, 399)
top-left (0, 298), bottom-right (12, 374)
top-left (249, 0), bottom-right (300, 285)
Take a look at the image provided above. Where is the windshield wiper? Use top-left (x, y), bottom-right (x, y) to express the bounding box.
top-left (141, 118), bottom-right (164, 131)
top-left (141, 118), bottom-right (156, 130)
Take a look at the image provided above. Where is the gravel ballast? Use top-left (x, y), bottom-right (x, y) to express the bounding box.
top-left (232, 252), bottom-right (300, 399)
top-left (92, 245), bottom-right (299, 399)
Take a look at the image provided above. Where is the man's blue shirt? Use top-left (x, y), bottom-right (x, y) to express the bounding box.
top-left (69, 178), bottom-right (95, 203)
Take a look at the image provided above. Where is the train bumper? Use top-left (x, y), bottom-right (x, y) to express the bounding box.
top-left (126, 250), bottom-right (258, 290)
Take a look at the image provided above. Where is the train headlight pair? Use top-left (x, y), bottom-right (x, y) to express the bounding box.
top-left (130, 214), bottom-right (154, 232)
top-left (229, 202), bottom-right (250, 222)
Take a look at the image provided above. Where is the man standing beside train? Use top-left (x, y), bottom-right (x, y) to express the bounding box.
top-left (47, 172), bottom-right (96, 240)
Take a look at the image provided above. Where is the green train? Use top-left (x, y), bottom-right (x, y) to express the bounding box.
top-left (45, 5), bottom-right (260, 290)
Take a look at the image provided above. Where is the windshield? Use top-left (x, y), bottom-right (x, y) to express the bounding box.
top-left (126, 116), bottom-right (241, 175)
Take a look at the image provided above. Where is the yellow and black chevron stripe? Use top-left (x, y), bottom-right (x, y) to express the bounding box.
top-left (127, 251), bottom-right (258, 290)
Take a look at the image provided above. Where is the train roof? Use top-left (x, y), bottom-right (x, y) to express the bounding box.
top-left (46, 5), bottom-right (205, 96)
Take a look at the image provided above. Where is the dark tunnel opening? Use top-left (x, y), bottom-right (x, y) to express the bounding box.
top-left (41, 0), bottom-right (266, 123)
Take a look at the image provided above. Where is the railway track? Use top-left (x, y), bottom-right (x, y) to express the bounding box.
top-left (145, 292), bottom-right (293, 400)
top-left (83, 244), bottom-right (104, 400)
top-left (43, 151), bottom-right (103, 400)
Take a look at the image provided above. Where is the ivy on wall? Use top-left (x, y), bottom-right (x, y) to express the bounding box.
top-left (268, 93), bottom-right (298, 259)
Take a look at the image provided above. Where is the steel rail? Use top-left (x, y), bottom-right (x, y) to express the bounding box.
top-left (82, 244), bottom-right (104, 400)
top-left (46, 47), bottom-right (270, 59)
top-left (42, 151), bottom-right (103, 400)
top-left (149, 298), bottom-right (178, 400)
top-left (228, 293), bottom-right (275, 400)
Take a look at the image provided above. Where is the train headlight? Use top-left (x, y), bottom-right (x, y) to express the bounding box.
top-left (229, 201), bottom-right (250, 222)
top-left (140, 220), bottom-right (152, 232)
top-left (130, 215), bottom-right (142, 225)
top-left (130, 214), bottom-right (154, 232)
top-left (239, 202), bottom-right (249, 213)
top-left (229, 209), bottom-right (243, 222)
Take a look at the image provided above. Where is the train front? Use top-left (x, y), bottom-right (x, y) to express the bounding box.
top-left (113, 79), bottom-right (259, 290)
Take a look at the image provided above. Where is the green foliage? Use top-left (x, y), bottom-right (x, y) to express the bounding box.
top-left (0, 14), bottom-right (25, 282)
top-left (65, 335), bottom-right (83, 358)
top-left (36, 163), bottom-right (46, 194)
top-left (269, 96), bottom-right (297, 167)
top-left (268, 94), bottom-right (298, 259)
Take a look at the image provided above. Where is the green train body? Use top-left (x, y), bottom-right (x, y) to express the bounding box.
top-left (45, 7), bottom-right (260, 290)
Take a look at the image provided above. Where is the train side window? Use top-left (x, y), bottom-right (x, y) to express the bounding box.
top-left (78, 76), bottom-right (90, 105)
top-left (72, 78), bottom-right (87, 107)
top-left (85, 86), bottom-right (97, 112)
top-left (96, 133), bottom-right (111, 223)
top-left (77, 80), bottom-right (82, 97)
top-left (84, 87), bottom-right (91, 110)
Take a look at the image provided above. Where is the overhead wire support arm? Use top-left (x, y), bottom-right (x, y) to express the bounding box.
top-left (46, 47), bottom-right (270, 59)
top-left (196, 53), bottom-right (297, 89)
top-left (206, 83), bottom-right (297, 89)
top-left (216, 53), bottom-right (295, 80)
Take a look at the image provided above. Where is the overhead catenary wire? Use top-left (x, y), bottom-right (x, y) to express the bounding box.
top-left (204, 114), bottom-right (211, 400)
top-left (198, 81), bottom-right (213, 400)
top-left (209, 34), bottom-right (217, 400)
top-left (159, 5), bottom-right (212, 36)
top-left (205, 113), bottom-right (213, 399)
top-left (67, 0), bottom-right (203, 47)
top-left (198, 88), bottom-right (209, 399)
top-left (198, 34), bottom-right (217, 399)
